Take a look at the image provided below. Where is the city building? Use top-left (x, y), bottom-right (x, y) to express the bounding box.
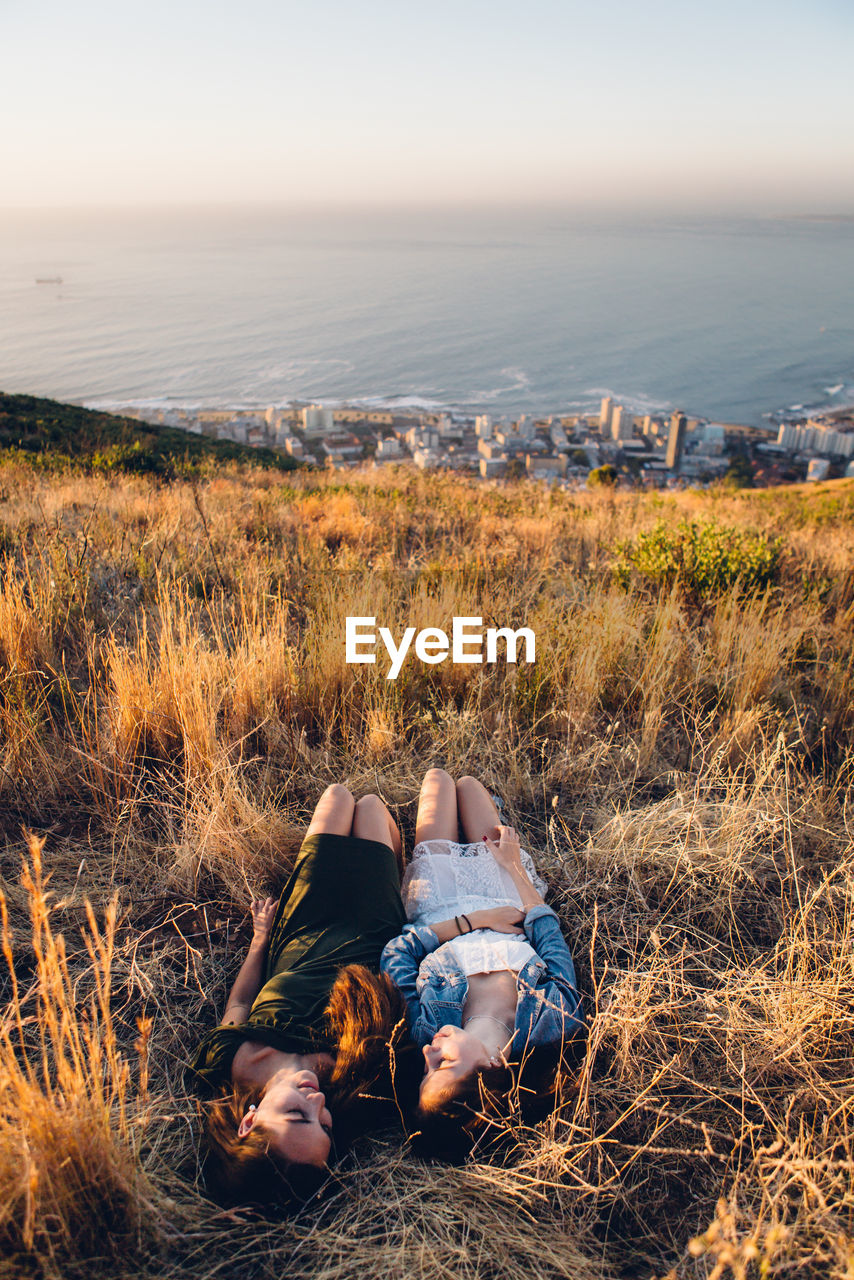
top-left (265, 405), bottom-right (295, 430)
top-left (807, 458), bottom-right (831, 482)
top-left (611, 404), bottom-right (634, 442)
top-left (321, 432), bottom-right (362, 459)
top-left (302, 405), bottom-right (335, 434)
top-left (475, 414), bottom-right (493, 440)
top-left (413, 447), bottom-right (441, 470)
top-left (436, 415), bottom-right (464, 442)
top-left (599, 396), bottom-right (613, 433)
top-left (666, 412), bottom-right (687, 469)
top-left (526, 454), bottom-right (567, 479)
top-left (695, 424), bottom-right (726, 455)
top-left (333, 409), bottom-right (394, 426)
top-left (406, 426), bottom-right (439, 451)
top-left (218, 420), bottom-right (247, 443)
top-left (778, 421), bottom-right (854, 458)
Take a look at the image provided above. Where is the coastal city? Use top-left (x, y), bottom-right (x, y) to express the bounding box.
top-left (119, 397), bottom-right (854, 489)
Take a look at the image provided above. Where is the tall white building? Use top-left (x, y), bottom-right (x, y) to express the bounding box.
top-left (475, 414), bottom-right (493, 440)
top-left (611, 404), bottom-right (634, 441)
top-left (302, 404), bottom-right (335, 434)
top-left (599, 396), bottom-right (613, 433)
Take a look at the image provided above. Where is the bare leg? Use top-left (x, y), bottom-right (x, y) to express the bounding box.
top-left (456, 775), bottom-right (502, 845)
top-left (305, 783), bottom-right (355, 839)
top-left (415, 768), bottom-right (458, 845)
top-left (351, 794), bottom-right (402, 859)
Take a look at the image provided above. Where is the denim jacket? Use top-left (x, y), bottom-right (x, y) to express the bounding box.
top-left (380, 905), bottom-right (585, 1052)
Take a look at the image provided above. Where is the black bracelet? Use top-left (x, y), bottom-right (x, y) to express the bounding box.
top-left (454, 915), bottom-right (463, 935)
top-left (461, 913), bottom-right (473, 933)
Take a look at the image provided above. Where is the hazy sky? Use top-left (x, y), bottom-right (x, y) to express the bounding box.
top-left (3, 0), bottom-right (852, 210)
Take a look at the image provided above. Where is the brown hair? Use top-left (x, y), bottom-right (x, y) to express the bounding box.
top-left (412, 1043), bottom-right (573, 1164)
top-left (200, 964), bottom-right (412, 1206)
top-left (201, 1086), bottom-right (327, 1207)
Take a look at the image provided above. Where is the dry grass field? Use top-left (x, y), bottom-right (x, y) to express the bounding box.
top-left (0, 458), bottom-right (852, 1279)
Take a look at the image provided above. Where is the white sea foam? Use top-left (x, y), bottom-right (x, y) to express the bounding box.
top-left (467, 367), bottom-right (533, 403)
top-left (772, 381), bottom-right (854, 420)
top-left (583, 387), bottom-right (672, 414)
top-left (349, 394), bottom-right (447, 411)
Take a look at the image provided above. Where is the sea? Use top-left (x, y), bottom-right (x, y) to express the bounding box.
top-left (1, 206), bottom-right (852, 427)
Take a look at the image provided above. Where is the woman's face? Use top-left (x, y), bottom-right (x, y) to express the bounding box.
top-left (238, 1068), bottom-right (332, 1166)
top-left (419, 1025), bottom-right (492, 1110)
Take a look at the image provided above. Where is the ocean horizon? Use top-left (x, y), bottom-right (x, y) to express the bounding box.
top-left (2, 206), bottom-right (852, 427)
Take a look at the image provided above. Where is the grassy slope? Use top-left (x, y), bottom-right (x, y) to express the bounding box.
top-left (0, 391), bottom-right (298, 473)
top-left (0, 459), bottom-right (852, 1279)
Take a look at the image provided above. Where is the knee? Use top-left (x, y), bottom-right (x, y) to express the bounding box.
top-left (321, 783), bottom-right (354, 806)
top-left (456, 775), bottom-right (481, 794)
top-left (424, 767), bottom-right (454, 788)
top-left (354, 793), bottom-right (388, 817)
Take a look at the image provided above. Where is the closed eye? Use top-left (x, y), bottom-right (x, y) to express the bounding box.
top-left (283, 1109), bottom-right (333, 1139)
top-left (425, 1058), bottom-right (454, 1073)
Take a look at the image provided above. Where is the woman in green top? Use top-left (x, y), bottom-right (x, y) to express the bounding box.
top-left (188, 784), bottom-right (410, 1205)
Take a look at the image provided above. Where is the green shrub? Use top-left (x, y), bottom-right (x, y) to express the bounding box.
top-left (612, 518), bottom-right (782, 597)
top-left (587, 464), bottom-right (618, 488)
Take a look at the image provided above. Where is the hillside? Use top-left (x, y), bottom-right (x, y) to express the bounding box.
top-left (0, 461), bottom-right (852, 1279)
top-left (0, 391), bottom-right (298, 475)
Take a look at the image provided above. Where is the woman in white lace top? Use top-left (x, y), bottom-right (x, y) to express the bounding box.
top-left (380, 770), bottom-right (584, 1141)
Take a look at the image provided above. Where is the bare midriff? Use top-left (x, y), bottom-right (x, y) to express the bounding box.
top-left (462, 969), bottom-right (518, 1029)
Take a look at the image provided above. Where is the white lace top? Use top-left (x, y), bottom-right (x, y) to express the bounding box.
top-left (401, 838), bottom-right (547, 977)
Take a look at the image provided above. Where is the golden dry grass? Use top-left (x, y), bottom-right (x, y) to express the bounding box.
top-left (0, 460), bottom-right (852, 1278)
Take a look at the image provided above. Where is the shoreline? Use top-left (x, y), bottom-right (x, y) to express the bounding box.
top-left (77, 391), bottom-right (854, 437)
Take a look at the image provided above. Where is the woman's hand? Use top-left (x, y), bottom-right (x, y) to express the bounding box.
top-left (470, 905), bottom-right (525, 934)
top-left (222, 896), bottom-right (279, 1022)
top-left (250, 896), bottom-right (277, 943)
top-left (483, 825), bottom-right (523, 872)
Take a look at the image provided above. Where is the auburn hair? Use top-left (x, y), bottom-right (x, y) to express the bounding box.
top-left (201, 1086), bottom-right (327, 1207)
top-left (200, 964), bottom-right (412, 1206)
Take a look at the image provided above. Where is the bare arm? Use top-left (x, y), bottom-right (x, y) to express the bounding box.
top-left (483, 826), bottom-right (546, 909)
top-left (221, 897), bottom-right (277, 1025)
top-left (427, 905), bottom-right (526, 942)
